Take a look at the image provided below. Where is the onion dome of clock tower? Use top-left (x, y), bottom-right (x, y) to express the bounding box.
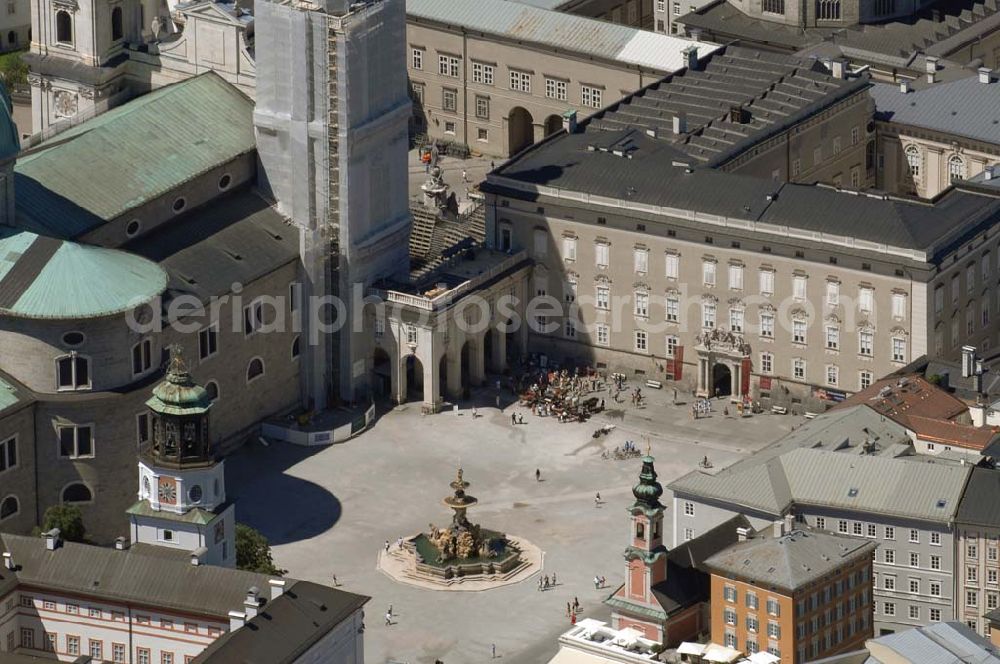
top-left (145, 345), bottom-right (214, 469)
top-left (632, 454), bottom-right (664, 511)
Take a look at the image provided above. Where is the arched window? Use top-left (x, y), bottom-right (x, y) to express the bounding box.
top-left (817, 0), bottom-right (840, 19)
top-left (246, 358), bottom-right (264, 383)
top-left (56, 353), bottom-right (90, 390)
top-left (62, 483), bottom-right (92, 503)
top-left (905, 145), bottom-right (921, 177)
top-left (55, 10), bottom-right (73, 44)
top-left (948, 155), bottom-right (966, 181)
top-left (7, 31), bottom-right (15, 47)
top-left (291, 336), bottom-right (300, 360)
top-left (111, 6), bottom-right (123, 40)
top-left (205, 380), bottom-right (219, 402)
top-left (0, 495), bottom-right (18, 520)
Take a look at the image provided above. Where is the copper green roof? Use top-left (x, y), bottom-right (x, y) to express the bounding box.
top-left (14, 72), bottom-right (255, 238)
top-left (126, 500), bottom-right (221, 525)
top-left (0, 228), bottom-right (167, 319)
top-left (0, 375), bottom-right (21, 413)
top-left (147, 347), bottom-right (212, 416)
top-left (632, 455), bottom-right (664, 511)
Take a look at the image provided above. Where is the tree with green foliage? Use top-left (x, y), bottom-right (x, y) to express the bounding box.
top-left (0, 51), bottom-right (28, 90)
top-left (40, 504), bottom-right (86, 542)
top-left (235, 524), bottom-right (285, 576)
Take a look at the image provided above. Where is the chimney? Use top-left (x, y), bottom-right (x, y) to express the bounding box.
top-left (189, 546), bottom-right (207, 566)
top-left (689, 28), bottom-right (702, 42)
top-left (830, 58), bottom-right (848, 79)
top-left (114, 537), bottom-right (127, 551)
top-left (44, 529), bottom-right (61, 551)
top-left (244, 587), bottom-right (260, 619)
top-left (737, 527), bottom-right (750, 542)
top-left (979, 67), bottom-right (993, 84)
top-left (773, 520), bottom-right (784, 538)
top-left (962, 345), bottom-right (977, 378)
top-left (269, 579), bottom-right (287, 600)
top-left (2, 552), bottom-right (13, 570)
top-left (925, 56), bottom-right (938, 84)
top-left (228, 610), bottom-right (246, 631)
top-left (683, 45), bottom-right (699, 71)
top-left (899, 79), bottom-right (911, 94)
top-left (562, 110), bottom-right (577, 134)
top-left (672, 113), bottom-right (687, 135)
top-left (986, 165), bottom-right (995, 181)
top-left (784, 513), bottom-right (795, 533)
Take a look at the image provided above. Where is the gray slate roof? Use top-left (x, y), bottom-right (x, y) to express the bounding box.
top-left (669, 405), bottom-right (973, 521)
top-left (491, 47), bottom-right (1000, 256)
top-left (0, 533), bottom-right (277, 619)
top-left (406, 0), bottom-right (721, 73)
top-left (871, 78), bottom-right (1000, 145)
top-left (193, 581), bottom-right (369, 663)
top-left (956, 467), bottom-right (1000, 528)
top-left (587, 46), bottom-right (868, 166)
top-left (681, 0), bottom-right (1000, 64)
top-left (126, 189), bottom-right (299, 305)
top-left (867, 621), bottom-right (1000, 663)
top-left (704, 528), bottom-right (876, 592)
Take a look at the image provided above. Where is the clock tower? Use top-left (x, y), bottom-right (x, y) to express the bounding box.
top-left (126, 345), bottom-right (235, 567)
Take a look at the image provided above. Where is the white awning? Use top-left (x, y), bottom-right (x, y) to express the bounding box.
top-left (677, 642), bottom-right (708, 656)
top-left (745, 653), bottom-right (780, 664)
top-left (703, 644), bottom-right (744, 663)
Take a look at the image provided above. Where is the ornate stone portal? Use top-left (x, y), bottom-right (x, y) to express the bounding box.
top-left (694, 328), bottom-right (752, 400)
top-left (377, 468), bottom-right (541, 590)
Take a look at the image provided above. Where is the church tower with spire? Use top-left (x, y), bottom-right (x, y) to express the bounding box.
top-left (606, 453), bottom-right (670, 641)
top-left (127, 346), bottom-right (235, 567)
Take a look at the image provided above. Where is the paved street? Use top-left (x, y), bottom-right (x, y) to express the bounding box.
top-left (227, 383), bottom-right (801, 664)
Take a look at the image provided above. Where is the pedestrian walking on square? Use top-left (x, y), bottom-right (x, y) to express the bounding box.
top-left (462, 169), bottom-right (468, 182)
top-left (595, 492), bottom-right (601, 507)
top-left (536, 468), bottom-right (541, 482)
top-left (331, 574), bottom-right (338, 587)
top-left (385, 611), bottom-right (392, 626)
top-left (573, 597), bottom-right (580, 612)
top-left (594, 575), bottom-right (601, 590)
top-left (566, 602), bottom-right (571, 616)
top-left (472, 407), bottom-right (478, 419)
top-left (601, 576), bottom-right (606, 588)
top-left (512, 413), bottom-right (517, 425)
top-left (552, 573), bottom-right (557, 586)
top-left (519, 413), bottom-right (525, 424)
top-left (491, 160), bottom-right (496, 171)
top-left (538, 577), bottom-right (543, 591)
top-left (492, 643), bottom-right (497, 659)
top-left (384, 539), bottom-right (390, 552)
top-left (388, 604), bottom-right (393, 618)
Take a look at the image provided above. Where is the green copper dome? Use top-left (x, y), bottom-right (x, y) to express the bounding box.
top-left (146, 346), bottom-right (212, 416)
top-left (632, 455), bottom-right (664, 510)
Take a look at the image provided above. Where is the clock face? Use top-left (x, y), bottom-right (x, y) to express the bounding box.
top-left (157, 478), bottom-right (177, 505)
top-left (54, 91), bottom-right (77, 118)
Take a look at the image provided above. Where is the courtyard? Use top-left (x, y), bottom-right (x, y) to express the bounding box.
top-left (226, 383), bottom-right (801, 664)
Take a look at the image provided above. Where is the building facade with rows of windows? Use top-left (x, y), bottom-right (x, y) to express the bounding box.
top-left (483, 47), bottom-right (1000, 414)
top-left (0, 531), bottom-right (368, 663)
top-left (705, 524), bottom-right (876, 663)
top-left (405, 0), bottom-right (718, 157)
top-left (670, 405), bottom-right (974, 635)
